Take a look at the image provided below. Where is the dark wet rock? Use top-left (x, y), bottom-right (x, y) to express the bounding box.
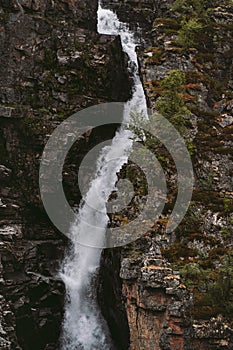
top-left (0, 0), bottom-right (132, 348)
top-left (101, 0), bottom-right (173, 35)
top-left (0, 165), bottom-right (12, 181)
top-left (99, 237), bottom-right (193, 350)
top-left (1, 0), bottom-right (233, 349)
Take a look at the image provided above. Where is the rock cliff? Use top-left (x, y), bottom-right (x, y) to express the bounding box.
top-left (0, 0), bottom-right (131, 348)
top-left (99, 1), bottom-right (233, 349)
top-left (0, 0), bottom-right (233, 349)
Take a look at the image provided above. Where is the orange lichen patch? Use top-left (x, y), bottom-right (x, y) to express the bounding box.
top-left (214, 101), bottom-right (223, 109)
top-left (187, 233), bottom-right (218, 245)
top-left (143, 233), bottom-right (151, 238)
top-left (197, 77), bottom-right (205, 83)
top-left (185, 71), bottom-right (205, 83)
top-left (138, 301), bottom-right (146, 309)
top-left (184, 83), bottom-right (203, 91)
top-left (195, 62), bottom-right (204, 70)
top-left (189, 47), bottom-right (197, 53)
top-left (153, 87), bottom-right (163, 94)
top-left (146, 79), bottom-right (160, 87)
top-left (144, 80), bottom-right (163, 96)
top-left (164, 274), bottom-right (180, 281)
top-left (188, 257), bottom-right (195, 262)
top-left (225, 191), bottom-right (233, 197)
top-left (142, 265), bottom-right (171, 271)
top-left (144, 81), bottom-right (153, 87)
top-left (179, 93), bottom-right (196, 102)
top-left (155, 218), bottom-right (169, 225)
top-left (178, 284), bottom-right (187, 289)
top-left (168, 318), bottom-right (183, 335)
top-left (218, 340), bottom-right (229, 346)
top-left (208, 247), bottom-right (227, 259)
top-left (112, 215), bottom-right (129, 225)
top-left (226, 99), bottom-right (233, 106)
top-left (145, 47), bottom-right (162, 54)
top-left (166, 46), bottom-right (184, 53)
top-left (161, 244), bottom-right (198, 263)
top-left (169, 336), bottom-right (184, 350)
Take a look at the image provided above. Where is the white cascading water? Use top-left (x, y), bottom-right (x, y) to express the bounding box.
top-left (60, 2), bottom-right (147, 349)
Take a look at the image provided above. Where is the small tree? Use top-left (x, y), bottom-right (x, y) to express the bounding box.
top-left (154, 70), bottom-right (190, 133)
top-left (178, 18), bottom-right (204, 49)
top-left (172, 0), bottom-right (218, 18)
top-left (208, 253), bottom-right (233, 316)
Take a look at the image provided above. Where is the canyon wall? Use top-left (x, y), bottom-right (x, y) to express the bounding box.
top-left (0, 1), bottom-right (131, 348)
top-left (100, 1), bottom-right (233, 349)
top-left (0, 0), bottom-right (233, 349)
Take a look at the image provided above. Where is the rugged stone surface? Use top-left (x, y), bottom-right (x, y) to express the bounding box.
top-left (101, 0), bottom-right (172, 35)
top-left (100, 236), bottom-right (193, 350)
top-left (0, 1), bottom-right (130, 117)
top-left (1, 0), bottom-right (233, 349)
top-left (98, 249), bottom-right (130, 350)
top-left (120, 252), bottom-right (192, 350)
top-left (99, 1), bottom-right (233, 350)
top-left (0, 0), bottom-right (131, 348)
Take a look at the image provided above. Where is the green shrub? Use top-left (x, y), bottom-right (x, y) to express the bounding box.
top-left (186, 139), bottom-right (197, 156)
top-left (154, 70), bottom-right (191, 132)
top-left (178, 18), bottom-right (204, 49)
top-left (171, 0), bottom-right (218, 18)
top-left (224, 196), bottom-right (233, 215)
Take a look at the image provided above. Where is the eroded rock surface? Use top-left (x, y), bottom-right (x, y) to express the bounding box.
top-left (99, 1), bottom-right (233, 350)
top-left (1, 0), bottom-right (233, 349)
top-left (0, 0), bottom-right (131, 348)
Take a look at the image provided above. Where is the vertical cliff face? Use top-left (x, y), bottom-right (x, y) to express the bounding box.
top-left (99, 237), bottom-right (193, 350)
top-left (99, 1), bottom-right (233, 350)
top-left (101, 0), bottom-right (172, 33)
top-left (1, 0), bottom-right (233, 349)
top-left (0, 1), bottom-right (131, 348)
top-left (120, 252), bottom-right (192, 350)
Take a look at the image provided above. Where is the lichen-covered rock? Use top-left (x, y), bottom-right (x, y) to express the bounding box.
top-left (99, 1), bottom-right (233, 350)
top-left (0, 0), bottom-right (132, 348)
top-left (1, 0), bottom-right (233, 349)
top-left (99, 236), bottom-right (193, 350)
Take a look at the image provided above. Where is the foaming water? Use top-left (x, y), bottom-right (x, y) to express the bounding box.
top-left (60, 3), bottom-right (147, 349)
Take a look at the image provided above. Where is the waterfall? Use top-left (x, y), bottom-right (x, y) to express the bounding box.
top-left (60, 2), bottom-right (147, 349)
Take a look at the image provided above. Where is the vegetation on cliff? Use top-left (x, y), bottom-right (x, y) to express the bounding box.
top-left (143, 0), bottom-right (233, 323)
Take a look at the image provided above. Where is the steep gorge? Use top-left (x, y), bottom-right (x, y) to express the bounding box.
top-left (0, 0), bottom-right (233, 350)
top-left (99, 1), bottom-right (233, 349)
top-left (0, 0), bottom-right (131, 348)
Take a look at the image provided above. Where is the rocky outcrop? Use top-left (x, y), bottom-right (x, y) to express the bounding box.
top-left (0, 0), bottom-right (130, 118)
top-left (99, 1), bottom-right (233, 350)
top-left (101, 0), bottom-right (172, 34)
top-left (0, 0), bottom-right (131, 348)
top-left (100, 236), bottom-right (193, 350)
top-left (1, 0), bottom-right (233, 349)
